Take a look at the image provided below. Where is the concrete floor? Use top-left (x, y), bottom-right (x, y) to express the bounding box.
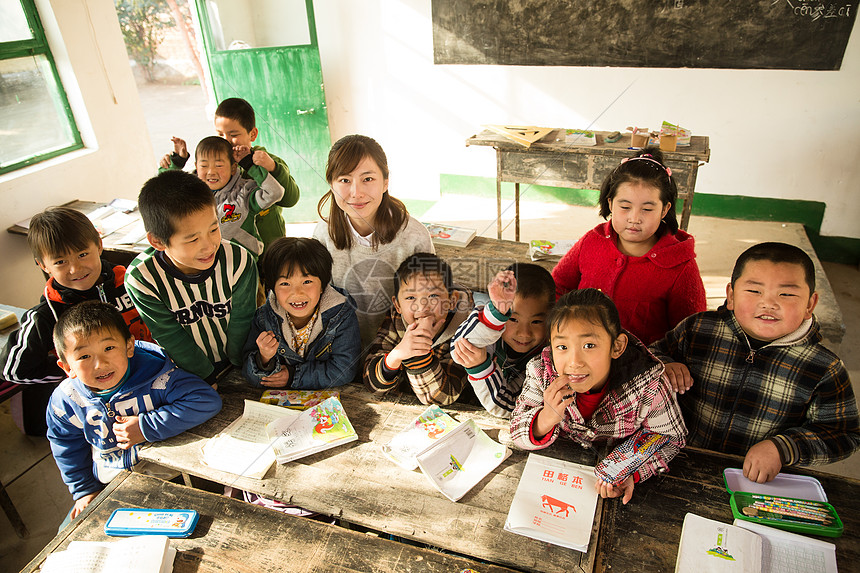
top-left (2, 196), bottom-right (859, 571)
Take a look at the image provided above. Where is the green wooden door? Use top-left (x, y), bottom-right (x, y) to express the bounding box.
top-left (196, 0), bottom-right (330, 222)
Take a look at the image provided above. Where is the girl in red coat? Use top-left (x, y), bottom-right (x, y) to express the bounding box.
top-left (552, 148), bottom-right (706, 345)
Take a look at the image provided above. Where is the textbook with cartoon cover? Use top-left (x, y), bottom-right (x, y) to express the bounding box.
top-left (266, 396), bottom-right (357, 464)
top-left (422, 222), bottom-right (477, 248)
top-left (504, 453), bottom-right (599, 552)
top-left (528, 239), bottom-right (576, 261)
top-left (382, 405), bottom-right (460, 470)
top-left (260, 389), bottom-right (340, 410)
top-left (415, 419), bottom-right (511, 502)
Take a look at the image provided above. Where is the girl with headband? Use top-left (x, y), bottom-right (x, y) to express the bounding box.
top-left (552, 147), bottom-right (706, 345)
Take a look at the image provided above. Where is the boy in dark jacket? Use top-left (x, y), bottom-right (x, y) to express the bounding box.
top-left (3, 207), bottom-right (150, 435)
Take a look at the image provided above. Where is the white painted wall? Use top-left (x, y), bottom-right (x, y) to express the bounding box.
top-left (314, 0), bottom-right (860, 240)
top-left (0, 0), bottom-right (154, 308)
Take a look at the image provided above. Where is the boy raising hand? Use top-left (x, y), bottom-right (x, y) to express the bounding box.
top-left (452, 264), bottom-right (556, 418)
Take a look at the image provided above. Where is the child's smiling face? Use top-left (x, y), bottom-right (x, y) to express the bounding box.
top-left (37, 240), bottom-right (104, 292)
top-left (195, 149), bottom-right (235, 191)
top-left (57, 327), bottom-right (135, 391)
top-left (501, 294), bottom-right (549, 354)
top-left (393, 271), bottom-right (451, 335)
top-left (727, 260), bottom-right (818, 342)
top-left (214, 115), bottom-right (258, 150)
top-left (274, 268), bottom-right (323, 329)
top-left (551, 317), bottom-right (626, 394)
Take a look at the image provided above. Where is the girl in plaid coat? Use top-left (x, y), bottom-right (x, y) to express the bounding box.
top-left (510, 288), bottom-right (686, 504)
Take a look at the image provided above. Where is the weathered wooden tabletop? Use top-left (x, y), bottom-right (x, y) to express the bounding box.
top-left (20, 471), bottom-right (519, 573)
top-left (139, 375), bottom-right (604, 573)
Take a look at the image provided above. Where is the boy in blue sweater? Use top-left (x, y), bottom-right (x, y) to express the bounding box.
top-left (46, 301), bottom-right (221, 520)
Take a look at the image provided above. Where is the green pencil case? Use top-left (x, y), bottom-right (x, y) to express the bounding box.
top-left (723, 468), bottom-right (843, 537)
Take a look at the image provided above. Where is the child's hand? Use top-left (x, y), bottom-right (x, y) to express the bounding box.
top-left (451, 338), bottom-right (488, 368)
top-left (743, 440), bottom-right (782, 483)
top-left (233, 145), bottom-right (252, 162)
top-left (113, 416), bottom-right (144, 450)
top-left (159, 153), bottom-right (172, 169)
top-left (595, 476), bottom-right (635, 505)
top-left (534, 376), bottom-right (576, 439)
top-left (261, 368), bottom-right (290, 388)
top-left (171, 136), bottom-right (188, 158)
top-left (71, 492), bottom-right (99, 519)
top-left (389, 318), bottom-right (436, 366)
top-left (663, 362), bottom-right (694, 394)
top-left (487, 270), bottom-right (517, 315)
top-left (256, 330), bottom-right (279, 366)
top-left (252, 150), bottom-right (276, 172)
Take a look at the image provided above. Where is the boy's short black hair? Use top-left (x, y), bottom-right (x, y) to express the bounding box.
top-left (27, 207), bottom-right (101, 263)
top-left (53, 300), bottom-right (131, 362)
top-left (394, 253), bottom-right (453, 297)
top-left (214, 97), bottom-right (256, 132)
top-left (138, 170), bottom-right (217, 245)
top-left (260, 237), bottom-right (333, 293)
top-left (195, 136), bottom-right (236, 165)
top-left (731, 242), bottom-right (816, 293)
top-left (506, 263), bottom-right (555, 307)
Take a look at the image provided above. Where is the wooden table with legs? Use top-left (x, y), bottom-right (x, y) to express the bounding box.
top-left (466, 130), bottom-right (710, 240)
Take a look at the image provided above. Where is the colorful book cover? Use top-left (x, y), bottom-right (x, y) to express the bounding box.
top-left (422, 222), bottom-right (477, 248)
top-left (594, 431), bottom-right (670, 484)
top-left (504, 453), bottom-right (599, 552)
top-left (528, 239), bottom-right (576, 261)
top-left (565, 129), bottom-right (597, 146)
top-left (415, 419), bottom-right (511, 502)
top-left (260, 389), bottom-right (340, 410)
top-left (382, 405), bottom-right (460, 470)
top-left (266, 397), bottom-right (358, 464)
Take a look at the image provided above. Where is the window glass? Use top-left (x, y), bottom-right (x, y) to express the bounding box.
top-left (0, 0), bottom-right (33, 43)
top-left (0, 56), bottom-right (78, 168)
top-left (0, 0), bottom-right (82, 174)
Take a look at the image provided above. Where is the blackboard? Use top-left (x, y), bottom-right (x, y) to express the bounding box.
top-left (432, 0), bottom-right (857, 70)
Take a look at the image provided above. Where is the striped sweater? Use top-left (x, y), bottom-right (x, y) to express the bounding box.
top-left (124, 240), bottom-right (258, 379)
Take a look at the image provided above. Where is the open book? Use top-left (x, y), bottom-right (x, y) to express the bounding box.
top-left (266, 396), bottom-right (357, 464)
top-left (504, 453), bottom-right (599, 552)
top-left (40, 535), bottom-right (175, 573)
top-left (415, 419), bottom-right (510, 502)
top-left (201, 400), bottom-right (295, 479)
top-left (382, 405), bottom-right (460, 470)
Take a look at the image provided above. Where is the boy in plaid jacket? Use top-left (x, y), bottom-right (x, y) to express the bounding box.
top-left (651, 242), bottom-right (860, 483)
top-left (364, 253), bottom-right (472, 406)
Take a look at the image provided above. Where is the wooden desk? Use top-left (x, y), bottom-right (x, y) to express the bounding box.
top-left (140, 376), bottom-right (604, 573)
top-left (435, 236), bottom-right (553, 293)
top-left (597, 446), bottom-right (860, 572)
top-left (7, 200), bottom-right (145, 268)
top-left (466, 130), bottom-right (711, 240)
top-left (21, 471), bottom-right (517, 573)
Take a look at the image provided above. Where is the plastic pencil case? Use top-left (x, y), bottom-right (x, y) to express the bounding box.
top-left (104, 508), bottom-right (199, 537)
top-left (723, 468), bottom-right (843, 537)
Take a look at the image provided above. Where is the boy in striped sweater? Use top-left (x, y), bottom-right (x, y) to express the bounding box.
top-left (125, 170), bottom-right (258, 384)
top-left (451, 264), bottom-right (555, 417)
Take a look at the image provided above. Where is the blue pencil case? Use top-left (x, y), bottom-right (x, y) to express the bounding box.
top-left (104, 508), bottom-right (199, 537)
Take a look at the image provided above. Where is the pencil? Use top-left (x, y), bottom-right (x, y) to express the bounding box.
top-left (742, 506), bottom-right (832, 525)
